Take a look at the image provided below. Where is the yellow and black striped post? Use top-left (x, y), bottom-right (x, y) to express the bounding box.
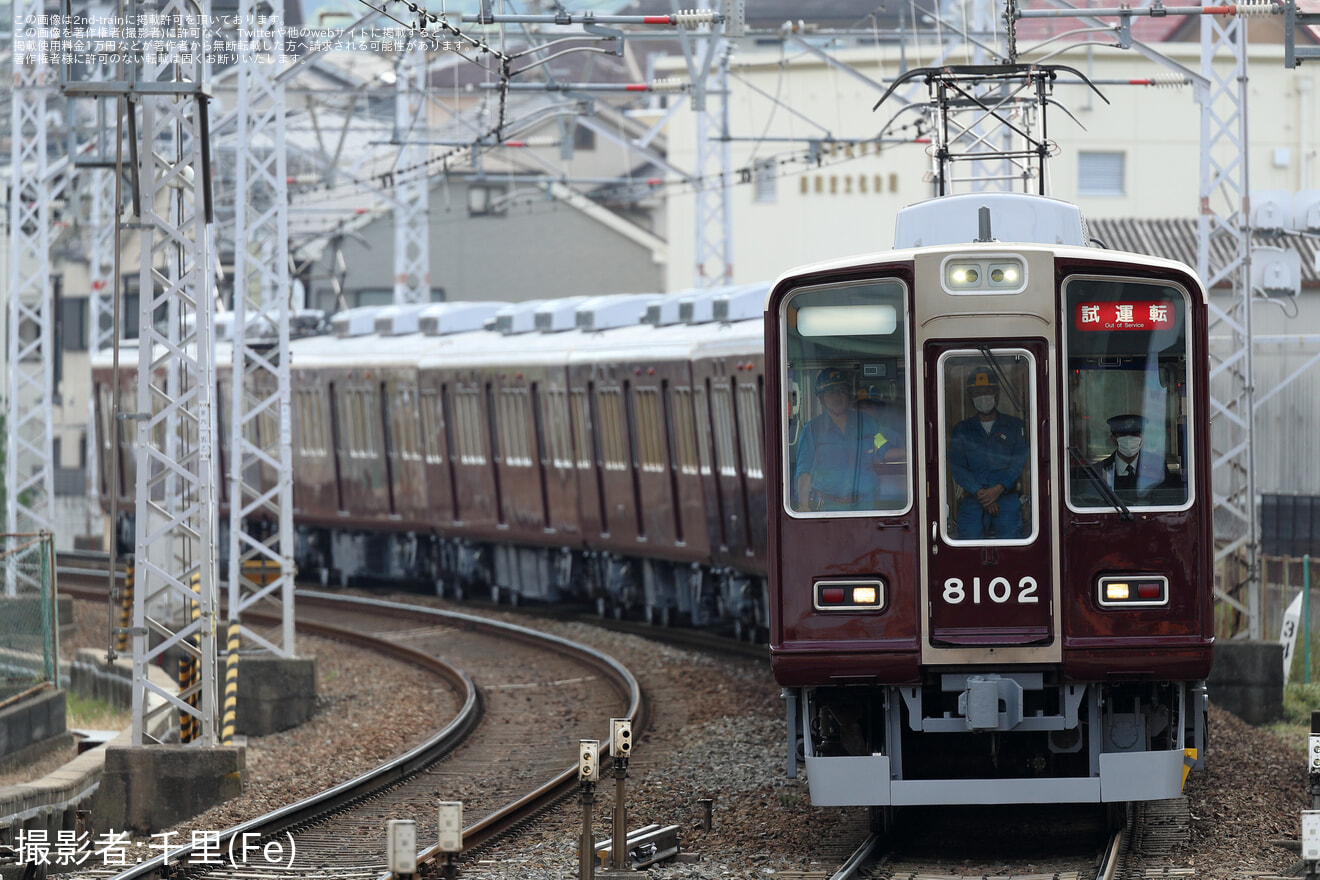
top-left (222, 621), bottom-right (239, 745)
top-left (179, 572), bottom-right (203, 743)
top-left (116, 560), bottom-right (134, 653)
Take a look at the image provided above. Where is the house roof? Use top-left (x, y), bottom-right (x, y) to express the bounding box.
top-left (1087, 217), bottom-right (1320, 288)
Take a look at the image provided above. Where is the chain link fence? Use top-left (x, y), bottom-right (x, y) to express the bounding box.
top-left (0, 533), bottom-right (60, 703)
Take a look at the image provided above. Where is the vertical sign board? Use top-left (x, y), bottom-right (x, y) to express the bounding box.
top-left (388, 819), bottom-right (417, 875)
top-left (1282, 590), bottom-right (1305, 684)
top-left (438, 802), bottom-right (463, 853)
top-left (1303, 811), bottom-right (1320, 861)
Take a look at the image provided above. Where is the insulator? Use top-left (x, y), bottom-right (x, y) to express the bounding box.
top-left (1151, 73), bottom-right (1186, 88)
top-left (1234, 1), bottom-right (1275, 16)
top-left (649, 78), bottom-right (688, 92)
top-left (674, 8), bottom-right (717, 27)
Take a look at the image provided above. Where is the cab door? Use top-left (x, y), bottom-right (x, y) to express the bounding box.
top-left (922, 341), bottom-right (1057, 662)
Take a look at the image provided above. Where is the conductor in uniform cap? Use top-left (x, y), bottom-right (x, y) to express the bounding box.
top-left (1096, 414), bottom-right (1180, 503)
top-left (948, 367), bottom-right (1028, 538)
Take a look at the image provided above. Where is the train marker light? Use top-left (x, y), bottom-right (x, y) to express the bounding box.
top-left (814, 579), bottom-right (885, 611)
top-left (852, 586), bottom-right (878, 605)
top-left (1098, 575), bottom-right (1168, 608)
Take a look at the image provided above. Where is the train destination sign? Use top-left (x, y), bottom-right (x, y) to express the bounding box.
top-left (1073, 301), bottom-right (1175, 331)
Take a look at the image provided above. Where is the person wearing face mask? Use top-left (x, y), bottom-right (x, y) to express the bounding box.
top-left (1097, 414), bottom-right (1180, 503)
top-left (948, 368), bottom-right (1029, 538)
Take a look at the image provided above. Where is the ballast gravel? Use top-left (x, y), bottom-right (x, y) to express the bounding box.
top-left (52, 597), bottom-right (1311, 879)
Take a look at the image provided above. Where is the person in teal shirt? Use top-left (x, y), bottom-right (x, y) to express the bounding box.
top-left (795, 368), bottom-right (880, 511)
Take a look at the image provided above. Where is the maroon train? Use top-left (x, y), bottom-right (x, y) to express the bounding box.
top-left (93, 285), bottom-right (776, 639)
top-left (93, 190), bottom-right (1212, 808)
top-left (766, 192), bottom-right (1211, 807)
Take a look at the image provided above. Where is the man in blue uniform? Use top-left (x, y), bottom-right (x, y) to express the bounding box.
top-left (948, 368), bottom-right (1028, 538)
top-left (1095, 414), bottom-right (1182, 504)
top-left (795, 368), bottom-right (880, 511)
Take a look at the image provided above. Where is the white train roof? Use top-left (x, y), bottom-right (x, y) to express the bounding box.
top-left (493, 300), bottom-right (545, 335)
top-left (893, 192), bottom-right (1087, 249)
top-left (534, 296), bottom-right (590, 333)
top-left (420, 302), bottom-right (509, 335)
top-left (713, 282), bottom-right (771, 323)
top-left (575, 293), bottom-right (662, 332)
top-left (333, 306), bottom-right (388, 338)
top-left (373, 304), bottom-right (433, 336)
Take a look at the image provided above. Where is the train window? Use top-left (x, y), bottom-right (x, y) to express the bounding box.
top-left (570, 390), bottom-right (593, 469)
top-left (454, 389), bottom-right (487, 465)
top-left (364, 388), bottom-right (380, 456)
top-left (421, 390), bottom-right (444, 464)
top-left (344, 389), bottom-right (358, 457)
top-left (736, 382), bottom-right (764, 479)
top-left (315, 389), bottom-right (328, 455)
top-left (693, 386), bottom-right (714, 476)
top-left (542, 388), bottom-right (573, 470)
top-left (634, 388), bottom-right (665, 473)
top-left (352, 390), bottom-right (367, 457)
top-left (293, 390), bottom-right (307, 455)
top-left (597, 388), bottom-right (627, 471)
top-left (396, 384), bottom-right (422, 461)
top-left (938, 349), bottom-right (1037, 545)
top-left (668, 387), bottom-right (699, 475)
top-left (499, 389), bottom-right (532, 467)
top-left (1063, 277), bottom-right (1191, 511)
top-left (711, 386), bottom-right (739, 478)
top-left (782, 278), bottom-right (910, 516)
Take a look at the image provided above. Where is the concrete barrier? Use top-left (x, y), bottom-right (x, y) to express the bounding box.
top-left (235, 655), bottom-right (317, 736)
top-left (1207, 640), bottom-right (1284, 725)
top-left (92, 744), bottom-right (245, 836)
top-left (0, 688), bottom-right (68, 768)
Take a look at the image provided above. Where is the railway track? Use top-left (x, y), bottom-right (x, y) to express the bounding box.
top-left (41, 553), bottom-right (644, 880)
top-left (43, 553), bottom-right (1212, 880)
top-left (792, 800), bottom-right (1196, 880)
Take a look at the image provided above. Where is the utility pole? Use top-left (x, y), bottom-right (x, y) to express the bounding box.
top-left (6, 0), bottom-right (57, 562)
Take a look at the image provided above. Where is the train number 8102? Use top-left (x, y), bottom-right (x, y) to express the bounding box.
top-left (942, 576), bottom-right (1040, 605)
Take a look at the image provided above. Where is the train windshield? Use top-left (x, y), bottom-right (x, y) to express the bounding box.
top-left (938, 349), bottom-right (1038, 545)
top-left (1063, 277), bottom-right (1192, 511)
top-left (782, 279), bottom-right (910, 516)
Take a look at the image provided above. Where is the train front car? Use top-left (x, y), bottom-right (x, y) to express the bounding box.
top-left (766, 193), bottom-right (1213, 808)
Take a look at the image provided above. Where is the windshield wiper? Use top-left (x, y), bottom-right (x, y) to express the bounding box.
top-left (978, 345), bottom-right (1025, 415)
top-left (1067, 445), bottom-right (1133, 521)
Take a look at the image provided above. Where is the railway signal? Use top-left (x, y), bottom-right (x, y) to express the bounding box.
top-left (610, 718), bottom-right (632, 869)
top-left (579, 739), bottom-right (600, 880)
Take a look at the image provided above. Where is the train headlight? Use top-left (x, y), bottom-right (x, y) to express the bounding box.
top-left (941, 256), bottom-right (1027, 294)
top-left (1097, 575), bottom-right (1168, 608)
top-left (988, 263), bottom-right (1021, 287)
top-left (945, 262), bottom-right (982, 289)
top-left (814, 579), bottom-right (885, 612)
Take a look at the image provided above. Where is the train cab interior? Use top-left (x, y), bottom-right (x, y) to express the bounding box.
top-left (1063, 277), bottom-right (1191, 512)
top-left (936, 351), bottom-right (1035, 543)
top-left (782, 279), bottom-right (911, 516)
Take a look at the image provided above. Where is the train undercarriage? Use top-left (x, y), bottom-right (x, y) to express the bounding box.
top-left (784, 676), bottom-right (1209, 806)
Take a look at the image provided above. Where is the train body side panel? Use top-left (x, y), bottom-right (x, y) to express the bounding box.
top-left (290, 368), bottom-right (340, 525)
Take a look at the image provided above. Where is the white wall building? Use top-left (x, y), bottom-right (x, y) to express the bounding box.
top-left (660, 40), bottom-right (1319, 287)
